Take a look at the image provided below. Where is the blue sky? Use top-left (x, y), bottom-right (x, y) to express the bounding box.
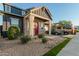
top-left (0, 3), bottom-right (79, 26)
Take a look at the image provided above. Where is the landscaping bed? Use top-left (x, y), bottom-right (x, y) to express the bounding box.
top-left (0, 36), bottom-right (65, 56)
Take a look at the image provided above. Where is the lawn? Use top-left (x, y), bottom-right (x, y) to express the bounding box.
top-left (43, 37), bottom-right (71, 56)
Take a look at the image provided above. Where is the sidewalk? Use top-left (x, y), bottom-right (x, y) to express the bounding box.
top-left (57, 33), bottom-right (79, 56)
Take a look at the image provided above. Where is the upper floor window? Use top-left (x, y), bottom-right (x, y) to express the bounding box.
top-left (0, 4), bottom-right (4, 11)
top-left (0, 14), bottom-right (3, 25)
top-left (3, 4), bottom-right (24, 16)
top-left (11, 7), bottom-right (22, 15)
top-left (22, 10), bottom-right (25, 16)
top-left (4, 5), bottom-right (11, 12)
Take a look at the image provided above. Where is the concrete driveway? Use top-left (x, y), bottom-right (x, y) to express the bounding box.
top-left (57, 33), bottom-right (79, 56)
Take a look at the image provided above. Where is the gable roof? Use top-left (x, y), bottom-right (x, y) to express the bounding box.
top-left (41, 7), bottom-right (52, 20)
top-left (25, 6), bottom-right (52, 20)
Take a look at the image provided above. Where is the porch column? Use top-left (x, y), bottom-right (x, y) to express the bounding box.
top-left (3, 21), bottom-right (7, 31)
top-left (7, 20), bottom-right (10, 30)
top-left (29, 14), bottom-right (34, 37)
top-left (3, 20), bottom-right (10, 31)
top-left (23, 17), bottom-right (27, 35)
top-left (49, 20), bottom-right (52, 35)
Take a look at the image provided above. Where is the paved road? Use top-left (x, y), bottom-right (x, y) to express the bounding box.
top-left (57, 33), bottom-right (79, 56)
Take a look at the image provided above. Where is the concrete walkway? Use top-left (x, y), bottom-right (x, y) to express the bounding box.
top-left (57, 33), bottom-right (79, 56)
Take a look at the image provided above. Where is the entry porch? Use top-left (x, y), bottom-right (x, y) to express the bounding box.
top-left (24, 13), bottom-right (52, 37)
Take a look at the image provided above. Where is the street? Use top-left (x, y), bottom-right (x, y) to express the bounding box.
top-left (57, 33), bottom-right (79, 56)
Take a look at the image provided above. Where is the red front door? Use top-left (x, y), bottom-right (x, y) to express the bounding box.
top-left (34, 22), bottom-right (39, 35)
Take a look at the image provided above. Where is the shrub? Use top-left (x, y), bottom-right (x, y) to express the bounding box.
top-left (20, 35), bottom-right (31, 44)
top-left (42, 37), bottom-right (47, 43)
top-left (77, 30), bottom-right (79, 32)
top-left (7, 26), bottom-right (20, 40)
top-left (38, 34), bottom-right (44, 38)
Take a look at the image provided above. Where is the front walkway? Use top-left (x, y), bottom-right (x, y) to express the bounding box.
top-left (0, 35), bottom-right (64, 56)
top-left (57, 33), bottom-right (79, 56)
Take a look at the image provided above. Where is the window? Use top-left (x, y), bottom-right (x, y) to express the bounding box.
top-left (22, 11), bottom-right (25, 16)
top-left (4, 5), bottom-right (11, 12)
top-left (11, 7), bottom-right (22, 15)
top-left (0, 14), bottom-right (3, 25)
top-left (0, 4), bottom-right (4, 11)
top-left (10, 17), bottom-right (19, 27)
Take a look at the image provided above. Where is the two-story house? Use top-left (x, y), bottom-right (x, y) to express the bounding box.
top-left (0, 3), bottom-right (52, 37)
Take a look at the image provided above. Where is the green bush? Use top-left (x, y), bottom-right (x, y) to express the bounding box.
top-left (20, 35), bottom-right (31, 44)
top-left (41, 37), bottom-right (47, 43)
top-left (7, 26), bottom-right (20, 40)
top-left (38, 34), bottom-right (45, 38)
top-left (77, 30), bottom-right (79, 32)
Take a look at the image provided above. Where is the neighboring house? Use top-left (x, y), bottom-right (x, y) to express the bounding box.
top-left (0, 3), bottom-right (52, 37)
top-left (53, 23), bottom-right (63, 29)
top-left (53, 23), bottom-right (76, 34)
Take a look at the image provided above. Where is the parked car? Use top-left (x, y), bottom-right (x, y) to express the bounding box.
top-left (61, 27), bottom-right (76, 35)
top-left (63, 25), bottom-right (77, 35)
top-left (52, 23), bottom-right (76, 35)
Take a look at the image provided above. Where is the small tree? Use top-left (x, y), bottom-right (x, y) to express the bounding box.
top-left (20, 35), bottom-right (31, 44)
top-left (38, 34), bottom-right (45, 38)
top-left (7, 26), bottom-right (20, 40)
top-left (41, 37), bottom-right (47, 43)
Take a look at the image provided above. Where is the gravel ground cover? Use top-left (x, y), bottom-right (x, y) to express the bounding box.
top-left (0, 36), bottom-right (65, 56)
